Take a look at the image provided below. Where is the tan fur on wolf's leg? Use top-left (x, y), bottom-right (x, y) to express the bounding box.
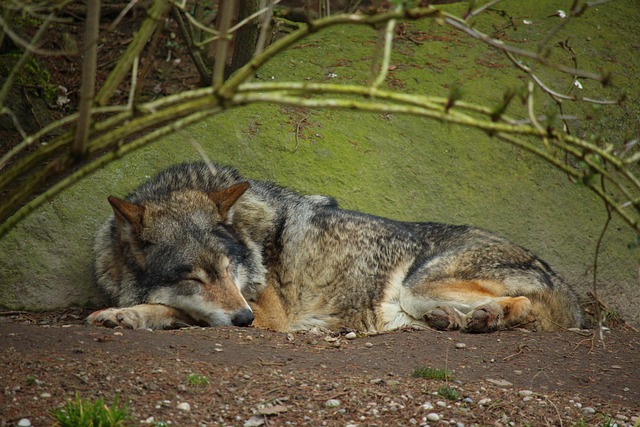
top-left (464, 296), bottom-right (532, 333)
top-left (249, 285), bottom-right (290, 331)
top-left (87, 304), bottom-right (197, 330)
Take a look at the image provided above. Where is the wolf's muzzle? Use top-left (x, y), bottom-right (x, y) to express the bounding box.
top-left (232, 308), bottom-right (254, 327)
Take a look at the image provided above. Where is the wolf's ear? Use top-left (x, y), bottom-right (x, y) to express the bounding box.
top-left (208, 181), bottom-right (250, 222)
top-left (108, 196), bottom-right (145, 234)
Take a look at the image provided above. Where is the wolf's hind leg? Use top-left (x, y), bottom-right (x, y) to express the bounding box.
top-left (463, 296), bottom-right (532, 333)
top-left (87, 304), bottom-right (197, 330)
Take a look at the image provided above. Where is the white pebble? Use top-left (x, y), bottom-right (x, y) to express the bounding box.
top-left (583, 407), bottom-right (596, 415)
top-left (478, 398), bottom-right (492, 406)
top-left (436, 400), bottom-right (447, 407)
top-left (18, 419), bottom-right (31, 427)
top-left (455, 342), bottom-right (467, 349)
top-left (345, 332), bottom-right (357, 339)
top-left (426, 413), bottom-right (440, 422)
top-left (177, 402), bottom-right (191, 411)
top-left (324, 399), bottom-right (341, 408)
top-left (518, 390), bottom-right (533, 397)
top-left (421, 402), bottom-right (434, 410)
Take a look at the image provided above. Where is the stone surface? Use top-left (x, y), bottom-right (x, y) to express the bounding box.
top-left (0, 1), bottom-right (638, 326)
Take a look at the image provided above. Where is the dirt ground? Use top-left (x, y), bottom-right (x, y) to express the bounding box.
top-left (1, 309), bottom-right (639, 427)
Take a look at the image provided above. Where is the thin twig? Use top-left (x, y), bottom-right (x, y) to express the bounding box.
top-left (293, 113), bottom-right (310, 152)
top-left (212, 0), bottom-right (235, 89)
top-left (592, 177), bottom-right (612, 349)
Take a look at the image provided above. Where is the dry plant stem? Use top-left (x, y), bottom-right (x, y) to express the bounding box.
top-left (254, 0), bottom-right (277, 56)
top-left (172, 6), bottom-right (212, 84)
top-left (219, 7), bottom-right (442, 98)
top-left (73, 0), bottom-right (101, 158)
top-left (442, 14), bottom-right (603, 82)
top-left (212, 0), bottom-right (235, 89)
top-left (2, 6), bottom-right (639, 238)
top-left (504, 51), bottom-right (617, 105)
top-left (0, 107), bottom-right (223, 238)
top-left (370, 10), bottom-right (396, 90)
top-left (0, 107), bottom-right (26, 139)
top-left (95, 0), bottom-right (170, 106)
top-left (592, 191), bottom-right (612, 349)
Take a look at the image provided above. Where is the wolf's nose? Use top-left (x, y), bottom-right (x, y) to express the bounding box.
top-left (232, 308), bottom-right (254, 327)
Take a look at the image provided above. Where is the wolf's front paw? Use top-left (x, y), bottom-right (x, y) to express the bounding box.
top-left (424, 306), bottom-right (465, 330)
top-left (464, 302), bottom-right (503, 333)
top-left (86, 308), bottom-right (147, 329)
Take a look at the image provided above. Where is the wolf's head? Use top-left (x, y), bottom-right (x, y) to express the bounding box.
top-left (108, 182), bottom-right (256, 327)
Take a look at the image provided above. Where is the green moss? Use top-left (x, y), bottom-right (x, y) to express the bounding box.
top-left (0, 54), bottom-right (57, 100)
top-left (0, 1), bottom-right (638, 324)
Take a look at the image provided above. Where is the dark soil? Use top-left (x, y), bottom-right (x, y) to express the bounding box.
top-left (1, 309), bottom-right (638, 427)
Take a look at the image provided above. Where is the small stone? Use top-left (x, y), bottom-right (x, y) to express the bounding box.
top-left (324, 399), bottom-right (341, 408)
top-left (455, 342), bottom-right (467, 349)
top-left (436, 401), bottom-right (447, 407)
top-left (478, 398), bottom-right (492, 406)
top-left (486, 378), bottom-right (512, 387)
top-left (177, 402), bottom-right (191, 411)
top-left (144, 417), bottom-right (155, 424)
top-left (426, 413), bottom-right (440, 422)
top-left (244, 416), bottom-right (265, 427)
top-left (345, 332), bottom-right (357, 340)
top-left (421, 402), bottom-right (434, 410)
top-left (583, 407), bottom-right (596, 415)
top-left (365, 342), bottom-right (374, 348)
top-left (518, 390), bottom-right (533, 397)
top-left (17, 419), bottom-right (31, 427)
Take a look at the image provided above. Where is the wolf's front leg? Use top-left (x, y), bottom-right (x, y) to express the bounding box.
top-left (87, 304), bottom-right (197, 330)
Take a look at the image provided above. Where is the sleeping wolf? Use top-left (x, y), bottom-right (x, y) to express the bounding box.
top-left (88, 162), bottom-right (585, 333)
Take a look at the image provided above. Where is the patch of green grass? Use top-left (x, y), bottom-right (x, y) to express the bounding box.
top-left (50, 393), bottom-right (130, 427)
top-left (411, 366), bottom-right (453, 381)
top-left (187, 373), bottom-right (209, 386)
top-left (437, 386), bottom-right (460, 401)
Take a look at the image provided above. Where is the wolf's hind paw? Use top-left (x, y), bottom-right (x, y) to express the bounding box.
top-left (464, 303), bottom-right (503, 333)
top-left (424, 306), bottom-right (464, 331)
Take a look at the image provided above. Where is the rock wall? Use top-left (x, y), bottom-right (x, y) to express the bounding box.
top-left (1, 1), bottom-right (638, 325)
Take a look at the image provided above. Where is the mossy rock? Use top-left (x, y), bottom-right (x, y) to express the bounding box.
top-left (1, 0), bottom-right (638, 325)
